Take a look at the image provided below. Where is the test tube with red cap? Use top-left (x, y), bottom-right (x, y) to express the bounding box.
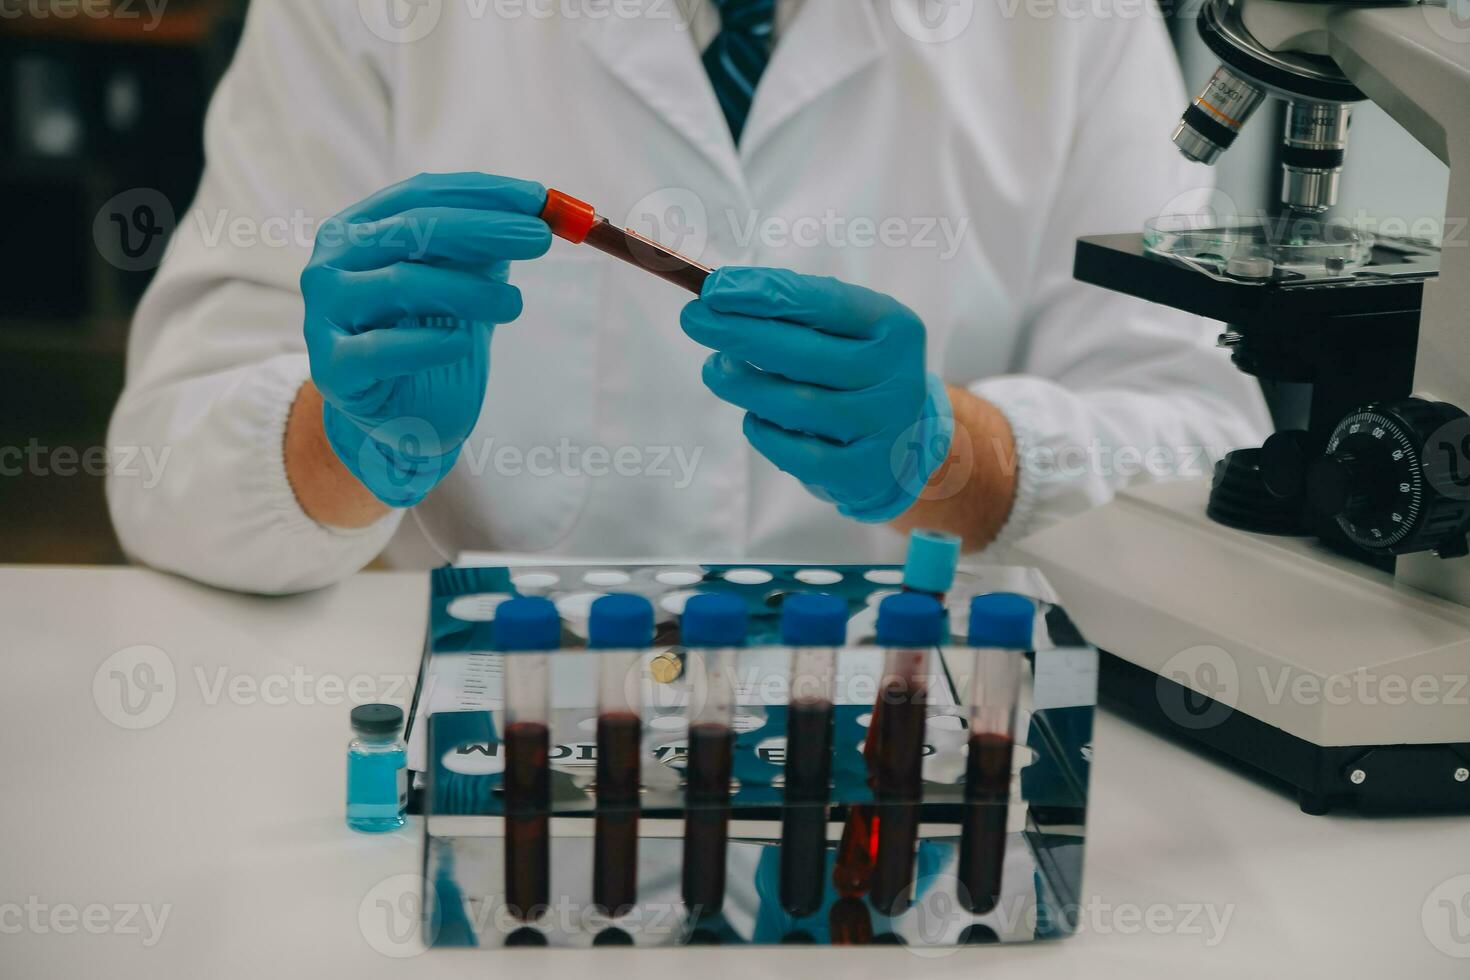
top-left (493, 596), bottom-right (560, 922)
top-left (778, 593), bottom-right (845, 918)
top-left (867, 592), bottom-right (943, 917)
top-left (678, 593), bottom-right (747, 920)
top-left (588, 594), bottom-right (655, 919)
top-left (958, 593), bottom-right (1033, 914)
top-left (540, 189), bottom-right (713, 294)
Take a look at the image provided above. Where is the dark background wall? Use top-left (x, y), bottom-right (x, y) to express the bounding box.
top-left (0, 0), bottom-right (244, 562)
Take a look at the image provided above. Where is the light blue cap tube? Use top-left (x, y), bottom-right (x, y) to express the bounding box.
top-left (902, 528), bottom-right (962, 596)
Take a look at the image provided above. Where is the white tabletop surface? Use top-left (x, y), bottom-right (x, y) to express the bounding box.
top-left (3, 565), bottom-right (1467, 978)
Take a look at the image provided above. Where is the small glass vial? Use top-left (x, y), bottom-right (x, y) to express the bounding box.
top-left (346, 703), bottom-right (408, 833)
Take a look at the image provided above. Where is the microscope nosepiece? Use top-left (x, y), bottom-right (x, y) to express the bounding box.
top-left (1173, 65), bottom-right (1267, 165)
top-left (1280, 101), bottom-right (1352, 213)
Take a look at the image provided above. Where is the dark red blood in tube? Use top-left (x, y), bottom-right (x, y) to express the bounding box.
top-left (780, 699), bottom-right (833, 917)
top-left (541, 187), bottom-right (711, 294)
top-left (503, 721), bottom-right (550, 921)
top-left (958, 732), bottom-right (1014, 914)
top-left (682, 722), bottom-right (734, 919)
top-left (594, 711), bottom-right (642, 917)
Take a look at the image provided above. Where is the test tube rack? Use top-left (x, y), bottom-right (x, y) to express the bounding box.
top-left (410, 562), bottom-right (1096, 949)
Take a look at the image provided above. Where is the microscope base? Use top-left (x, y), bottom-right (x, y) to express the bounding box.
top-left (1017, 480), bottom-right (1470, 813)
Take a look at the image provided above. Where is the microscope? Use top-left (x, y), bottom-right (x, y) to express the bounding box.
top-left (1018, 0), bottom-right (1470, 812)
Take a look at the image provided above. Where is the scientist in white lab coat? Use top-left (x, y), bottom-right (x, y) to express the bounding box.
top-left (106, 0), bottom-right (1270, 594)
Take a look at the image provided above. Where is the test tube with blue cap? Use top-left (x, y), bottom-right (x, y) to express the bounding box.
top-left (493, 596), bottom-right (561, 922)
top-left (902, 528), bottom-right (962, 603)
top-left (958, 592), bottom-right (1035, 914)
top-left (868, 591), bottom-right (944, 916)
top-left (588, 594), bottom-right (654, 919)
top-left (865, 529), bottom-right (960, 769)
top-left (778, 592), bottom-right (846, 918)
top-left (679, 592), bottom-right (747, 920)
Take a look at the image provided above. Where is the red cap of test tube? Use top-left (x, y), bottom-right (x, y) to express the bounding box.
top-left (540, 188), bottom-right (598, 244)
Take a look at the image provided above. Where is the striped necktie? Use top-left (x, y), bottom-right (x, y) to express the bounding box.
top-left (703, 0), bottom-right (777, 143)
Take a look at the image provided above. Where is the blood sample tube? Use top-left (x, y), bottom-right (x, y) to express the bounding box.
top-left (678, 593), bottom-right (747, 920)
top-left (868, 592), bottom-right (943, 916)
top-left (493, 596), bottom-right (561, 922)
top-left (958, 593), bottom-right (1033, 914)
top-left (541, 188), bottom-right (714, 294)
top-left (588, 594), bottom-right (655, 919)
top-left (862, 530), bottom-right (959, 786)
top-left (777, 593), bottom-right (846, 918)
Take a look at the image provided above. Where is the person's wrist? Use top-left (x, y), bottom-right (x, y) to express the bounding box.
top-left (889, 385), bottom-right (1017, 549)
top-left (282, 382), bottom-right (393, 528)
top-left (320, 402), bottom-right (460, 509)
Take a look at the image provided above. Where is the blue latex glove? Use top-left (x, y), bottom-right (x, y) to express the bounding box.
top-left (302, 173), bottom-right (551, 507)
top-left (681, 267), bottom-right (953, 523)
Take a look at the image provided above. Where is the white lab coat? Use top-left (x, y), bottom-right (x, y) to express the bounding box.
top-left (107, 0), bottom-right (1271, 594)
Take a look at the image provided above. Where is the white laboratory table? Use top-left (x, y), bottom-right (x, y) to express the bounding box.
top-left (2, 565), bottom-right (1467, 978)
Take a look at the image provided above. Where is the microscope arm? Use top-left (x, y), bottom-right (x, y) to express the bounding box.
top-left (1325, 4), bottom-right (1470, 602)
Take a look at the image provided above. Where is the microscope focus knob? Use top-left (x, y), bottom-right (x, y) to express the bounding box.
top-left (1306, 451), bottom-right (1376, 518)
top-left (1309, 399), bottom-right (1470, 557)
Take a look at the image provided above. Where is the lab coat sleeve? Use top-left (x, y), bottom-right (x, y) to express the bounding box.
top-left (968, 16), bottom-right (1272, 549)
top-left (106, 0), bottom-right (404, 594)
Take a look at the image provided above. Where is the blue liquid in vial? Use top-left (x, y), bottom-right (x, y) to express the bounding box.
top-left (347, 742), bottom-right (407, 833)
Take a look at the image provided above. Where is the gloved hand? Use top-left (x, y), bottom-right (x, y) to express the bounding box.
top-left (303, 172), bottom-right (551, 507)
top-left (681, 267), bottom-right (953, 523)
